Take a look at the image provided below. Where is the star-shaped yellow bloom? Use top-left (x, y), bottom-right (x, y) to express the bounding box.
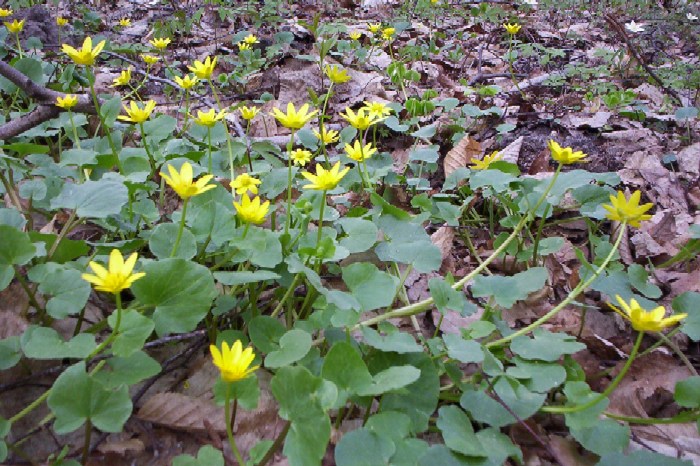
top-left (188, 56), bottom-right (217, 80)
top-left (340, 107), bottom-right (384, 130)
top-left (243, 34), bottom-right (259, 44)
top-left (503, 23), bottom-right (522, 35)
top-left (238, 42), bottom-right (251, 51)
top-left (231, 173), bottom-right (261, 195)
top-left (368, 23), bottom-right (381, 34)
top-left (141, 53), bottom-right (159, 65)
top-left (159, 162), bottom-right (216, 200)
top-left (349, 30), bottom-right (362, 40)
top-left (210, 340), bottom-right (259, 383)
top-left (193, 108), bottom-right (227, 127)
top-left (149, 37), bottom-right (171, 50)
top-left (271, 102), bottom-right (318, 130)
top-left (174, 74), bottom-right (198, 90)
top-left (62, 36), bottom-right (106, 66)
top-left (362, 100), bottom-right (392, 119)
top-left (239, 105), bottom-right (259, 120)
top-left (345, 140), bottom-right (377, 162)
top-left (602, 190), bottom-right (653, 228)
top-left (0, 9), bottom-right (13, 17)
top-left (313, 128), bottom-right (339, 144)
top-left (118, 17), bottom-right (131, 27)
top-left (470, 151), bottom-right (502, 170)
top-left (81, 249), bottom-right (145, 294)
top-left (56, 17), bottom-right (69, 26)
top-left (233, 194), bottom-right (270, 225)
top-left (5, 19), bottom-right (24, 34)
top-left (56, 94), bottom-right (78, 110)
top-left (302, 161), bottom-right (350, 191)
top-left (289, 148), bottom-right (313, 166)
top-left (112, 68), bottom-right (132, 87)
top-left (382, 27), bottom-right (395, 41)
top-left (118, 100), bottom-right (157, 124)
top-left (609, 295), bottom-right (686, 333)
top-left (548, 140), bottom-right (587, 165)
top-left (324, 64), bottom-right (351, 84)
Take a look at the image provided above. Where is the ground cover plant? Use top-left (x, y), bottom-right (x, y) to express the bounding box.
top-left (0, 0), bottom-right (699, 464)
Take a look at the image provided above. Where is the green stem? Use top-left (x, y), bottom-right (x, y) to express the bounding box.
top-left (15, 33), bottom-right (23, 59)
top-left (87, 293), bottom-right (122, 360)
top-left (284, 129), bottom-right (296, 235)
top-left (207, 126), bottom-right (213, 173)
top-left (604, 410), bottom-right (700, 425)
top-left (82, 419), bottom-right (92, 465)
top-left (316, 190), bottom-right (326, 251)
top-left (170, 198), bottom-right (189, 257)
top-left (270, 273), bottom-right (301, 319)
top-left (245, 122), bottom-right (253, 171)
top-left (138, 122), bottom-right (155, 174)
top-left (208, 82), bottom-right (236, 181)
top-left (67, 111), bottom-right (81, 150)
top-left (507, 35), bottom-right (525, 99)
top-left (9, 390), bottom-right (50, 424)
top-left (543, 331), bottom-right (643, 414)
top-left (225, 383), bottom-right (246, 465)
top-left (48, 210), bottom-right (77, 259)
top-left (485, 222), bottom-right (627, 349)
top-left (87, 68), bottom-right (122, 172)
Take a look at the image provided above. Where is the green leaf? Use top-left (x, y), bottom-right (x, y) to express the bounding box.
top-left (47, 361), bottom-right (132, 434)
top-left (0, 336), bottom-right (21, 370)
top-left (335, 428), bottom-right (396, 466)
top-left (627, 264), bottom-right (661, 298)
top-left (0, 225), bottom-right (36, 265)
top-left (673, 292), bottom-right (700, 341)
top-left (338, 218), bottom-right (378, 253)
top-left (213, 270), bottom-right (280, 286)
top-left (365, 411), bottom-right (413, 443)
top-left (321, 341), bottom-right (373, 404)
top-left (562, 381), bottom-right (609, 429)
top-left (93, 350), bottom-right (161, 389)
top-left (60, 148), bottom-right (97, 167)
top-left (21, 326), bottom-right (96, 360)
top-left (248, 316), bottom-right (286, 353)
top-left (471, 267), bottom-right (548, 308)
top-left (144, 115), bottom-right (177, 143)
top-left (213, 375), bottom-right (260, 410)
top-left (237, 228), bottom-right (283, 268)
top-left (0, 58), bottom-right (45, 93)
top-left (265, 329), bottom-right (312, 368)
top-left (28, 233), bottom-right (89, 264)
top-left (460, 378), bottom-right (545, 427)
top-left (131, 259), bottom-right (217, 336)
top-left (359, 365), bottom-right (421, 396)
top-left (51, 179), bottom-right (128, 218)
top-left (506, 357), bottom-right (566, 393)
top-left (19, 179), bottom-right (47, 201)
top-left (172, 445), bottom-right (224, 466)
top-left (149, 223), bottom-right (197, 260)
top-left (436, 405), bottom-right (486, 456)
top-left (343, 263), bottom-right (399, 312)
top-left (569, 418), bottom-right (629, 455)
top-left (362, 327), bottom-right (422, 353)
top-left (674, 376), bottom-right (700, 408)
top-left (430, 278), bottom-right (476, 316)
top-left (510, 329), bottom-right (586, 362)
top-left (443, 334), bottom-right (484, 364)
top-left (100, 96), bottom-right (123, 128)
top-left (598, 450), bottom-right (692, 466)
top-left (34, 268), bottom-right (90, 319)
top-left (408, 145), bottom-right (439, 162)
top-left (418, 446), bottom-right (474, 466)
top-left (109, 310), bottom-right (155, 358)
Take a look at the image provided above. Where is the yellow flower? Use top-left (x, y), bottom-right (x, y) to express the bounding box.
top-left (5, 19), bottom-right (24, 34)
top-left (112, 68), bottom-right (132, 87)
top-left (431, 0), bottom-right (439, 4)
top-left (340, 107), bottom-right (384, 130)
top-left (56, 94), bottom-right (78, 110)
top-left (159, 162), bottom-right (216, 199)
top-left (193, 108), bottom-right (227, 127)
top-left (610, 295), bottom-right (686, 333)
top-left (239, 105), bottom-right (259, 120)
top-left (362, 100), bottom-right (392, 119)
top-left (243, 34), bottom-right (259, 44)
top-left (547, 140), bottom-right (587, 165)
top-left (0, 9), bottom-right (13, 17)
top-left (118, 17), bottom-right (131, 27)
top-left (118, 100), bottom-right (157, 124)
top-left (368, 23), bottom-right (381, 34)
top-left (141, 53), bottom-right (159, 65)
top-left (602, 190), bottom-right (653, 228)
top-left (62, 36), bottom-right (106, 66)
top-left (188, 56), bottom-right (217, 80)
top-left (289, 148), bottom-right (313, 166)
top-left (238, 42), bottom-right (251, 51)
top-left (503, 23), bottom-right (522, 35)
top-left (345, 140), bottom-right (377, 162)
top-left (234, 194), bottom-right (270, 225)
top-left (349, 30), bottom-right (362, 40)
top-left (81, 249), bottom-right (145, 294)
top-left (302, 161), bottom-right (350, 190)
top-left (174, 74), bottom-right (198, 90)
top-left (382, 27), bottom-right (396, 41)
top-left (149, 37), bottom-right (171, 50)
top-left (231, 173), bottom-right (261, 195)
top-left (313, 127), bottom-right (339, 144)
top-left (324, 64), bottom-right (351, 84)
top-left (56, 17), bottom-right (69, 26)
top-left (470, 151), bottom-right (502, 170)
top-left (271, 102), bottom-right (318, 130)
top-left (210, 340), bottom-right (259, 383)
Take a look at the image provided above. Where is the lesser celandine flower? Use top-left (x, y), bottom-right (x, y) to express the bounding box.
top-left (503, 22), bottom-right (521, 35)
top-left (56, 17), bottom-right (69, 26)
top-left (160, 162), bottom-right (215, 199)
top-left (324, 64), bottom-right (351, 84)
top-left (313, 128), bottom-right (339, 144)
top-left (349, 30), bottom-right (362, 40)
top-left (362, 100), bottom-right (392, 119)
top-left (289, 148), bottom-right (312, 166)
top-left (548, 140), bottom-right (587, 165)
top-left (193, 108), bottom-right (227, 127)
top-left (234, 194), bottom-right (270, 225)
top-left (210, 340), bottom-right (258, 383)
top-left (302, 161), bottom-right (350, 190)
top-left (239, 105), bottom-right (259, 120)
top-left (368, 23), bottom-right (381, 34)
top-left (188, 56), bottom-right (217, 79)
top-left (381, 27), bottom-right (395, 41)
top-left (5, 19), bottom-right (24, 33)
top-left (0, 9), bottom-right (13, 17)
top-left (271, 102), bottom-right (318, 130)
top-left (174, 74), bottom-right (198, 90)
top-left (112, 68), bottom-right (131, 87)
top-left (238, 42), bottom-right (251, 51)
top-left (118, 17), bottom-right (131, 27)
top-left (149, 37), bottom-right (171, 50)
top-left (118, 100), bottom-right (156, 124)
top-left (231, 173), bottom-right (261, 195)
top-left (141, 53), bottom-right (159, 65)
top-left (341, 107), bottom-right (384, 130)
top-left (243, 34), bottom-right (259, 45)
top-left (609, 295), bottom-right (686, 332)
top-left (56, 94), bottom-right (78, 110)
top-left (81, 249), bottom-right (145, 294)
top-left (62, 37), bottom-right (106, 66)
top-left (345, 140), bottom-right (377, 162)
top-left (602, 190), bottom-right (653, 227)
top-left (470, 151), bottom-right (502, 170)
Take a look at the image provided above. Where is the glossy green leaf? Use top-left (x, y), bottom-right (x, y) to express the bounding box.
top-left (338, 218), bottom-right (378, 253)
top-left (321, 341), bottom-right (373, 404)
top-left (362, 327), bottom-right (422, 353)
top-left (359, 365), bottom-right (421, 396)
top-left (510, 329), bottom-right (586, 362)
top-left (51, 179), bottom-right (128, 218)
top-left (627, 264), bottom-right (661, 298)
top-left (213, 270), bottom-right (280, 286)
top-left (33, 267), bottom-right (90, 319)
top-left (149, 223), bottom-right (197, 260)
top-left (506, 357), bottom-right (566, 393)
top-left (172, 445), bottom-right (224, 466)
top-left (674, 376), bottom-right (700, 408)
top-left (265, 329), bottom-right (312, 368)
top-left (365, 411), bottom-right (412, 443)
top-left (343, 263), bottom-right (399, 312)
top-left (93, 350), bottom-right (161, 389)
top-left (443, 333), bottom-right (484, 364)
top-left (248, 316), bottom-right (286, 353)
top-left (430, 278), bottom-right (476, 316)
top-left (0, 336), bottom-right (21, 370)
top-left (570, 418), bottom-right (629, 455)
top-left (100, 96), bottom-right (123, 128)
top-left (108, 310), bottom-right (155, 358)
top-left (461, 378), bottom-right (545, 427)
top-left (21, 326), bottom-right (96, 360)
top-left (674, 292), bottom-right (700, 341)
top-left (0, 225), bottom-right (36, 266)
top-left (335, 428), bottom-right (395, 466)
top-left (471, 267), bottom-right (548, 308)
top-left (436, 405), bottom-right (485, 457)
top-left (562, 381), bottom-right (609, 429)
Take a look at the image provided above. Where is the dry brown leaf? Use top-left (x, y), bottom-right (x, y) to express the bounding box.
top-left (430, 225), bottom-right (454, 261)
top-left (96, 438), bottom-right (145, 456)
top-left (443, 136), bottom-right (480, 179)
top-left (547, 435), bottom-right (597, 466)
top-left (498, 136), bottom-right (523, 164)
top-left (137, 392), bottom-right (226, 433)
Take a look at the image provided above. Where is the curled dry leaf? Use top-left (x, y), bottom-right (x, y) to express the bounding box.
top-left (443, 135), bottom-right (480, 179)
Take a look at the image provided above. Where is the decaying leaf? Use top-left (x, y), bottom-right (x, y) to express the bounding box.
top-left (443, 136), bottom-right (480, 178)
